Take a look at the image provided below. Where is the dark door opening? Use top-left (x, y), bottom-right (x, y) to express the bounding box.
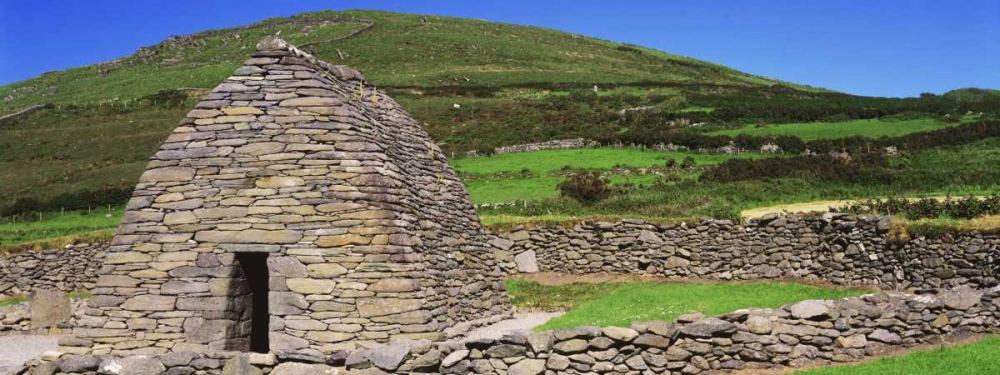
top-left (235, 252), bottom-right (270, 353)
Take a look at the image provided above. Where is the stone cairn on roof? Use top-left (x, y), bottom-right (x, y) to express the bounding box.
top-left (63, 36), bottom-right (511, 356)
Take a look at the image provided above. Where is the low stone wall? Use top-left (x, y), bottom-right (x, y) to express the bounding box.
top-left (16, 286), bottom-right (1000, 375)
top-left (0, 243), bottom-right (106, 297)
top-left (490, 214), bottom-right (1000, 289)
top-left (492, 138), bottom-right (597, 155)
top-left (0, 296), bottom-right (88, 335)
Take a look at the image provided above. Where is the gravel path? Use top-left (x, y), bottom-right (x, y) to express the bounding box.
top-left (0, 335), bottom-right (63, 373)
top-left (462, 312), bottom-right (564, 342)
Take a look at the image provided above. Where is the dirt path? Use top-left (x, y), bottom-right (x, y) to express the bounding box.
top-left (460, 312), bottom-right (564, 342)
top-left (0, 334), bottom-right (63, 373)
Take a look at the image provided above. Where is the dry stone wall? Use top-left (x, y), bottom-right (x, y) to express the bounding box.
top-left (492, 214), bottom-right (1000, 290)
top-left (17, 286), bottom-right (1000, 375)
top-left (0, 243), bottom-right (104, 297)
top-left (67, 36), bottom-right (510, 356)
top-left (491, 139), bottom-right (597, 156)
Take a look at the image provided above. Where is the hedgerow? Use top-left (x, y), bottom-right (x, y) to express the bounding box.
top-left (838, 195), bottom-right (1000, 220)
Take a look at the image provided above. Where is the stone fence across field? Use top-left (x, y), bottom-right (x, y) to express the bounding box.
top-left (490, 214), bottom-right (1000, 290)
top-left (490, 138), bottom-right (598, 156)
top-left (15, 286), bottom-right (1000, 374)
top-left (2, 214), bottom-right (999, 299)
top-left (0, 244), bottom-right (104, 297)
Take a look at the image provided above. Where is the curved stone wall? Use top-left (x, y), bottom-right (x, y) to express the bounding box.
top-left (493, 215), bottom-right (1000, 289)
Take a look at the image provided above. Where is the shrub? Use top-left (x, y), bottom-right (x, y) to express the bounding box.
top-left (837, 194), bottom-right (1000, 220)
top-left (680, 156), bottom-right (697, 170)
top-left (665, 158), bottom-right (677, 169)
top-left (557, 171), bottom-right (612, 203)
top-left (700, 154), bottom-right (891, 184)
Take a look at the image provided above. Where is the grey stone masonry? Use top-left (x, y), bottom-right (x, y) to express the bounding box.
top-left (20, 286), bottom-right (1000, 374)
top-left (0, 243), bottom-right (104, 297)
top-left (65, 36), bottom-right (510, 356)
top-left (491, 214), bottom-right (999, 290)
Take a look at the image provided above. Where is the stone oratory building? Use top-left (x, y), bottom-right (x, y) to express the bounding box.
top-left (68, 36), bottom-right (511, 355)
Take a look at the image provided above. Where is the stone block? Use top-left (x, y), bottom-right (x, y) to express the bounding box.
top-left (30, 289), bottom-right (72, 329)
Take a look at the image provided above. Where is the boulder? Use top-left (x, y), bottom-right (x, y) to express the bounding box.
top-left (508, 359), bottom-right (546, 375)
top-left (514, 250), bottom-right (538, 273)
top-left (29, 289), bottom-right (72, 329)
top-left (940, 286), bottom-right (981, 311)
top-left (271, 362), bottom-right (339, 375)
top-left (221, 357), bottom-right (262, 375)
top-left (368, 343), bottom-right (411, 371)
top-left (679, 318), bottom-right (736, 338)
top-left (789, 300), bottom-right (830, 320)
top-left (602, 326), bottom-right (639, 342)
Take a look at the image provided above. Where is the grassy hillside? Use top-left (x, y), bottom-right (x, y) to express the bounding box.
top-left (0, 10), bottom-right (797, 111)
top-left (706, 117), bottom-right (968, 141)
top-left (1, 9), bottom-right (997, 220)
top-left (0, 9), bottom-right (823, 216)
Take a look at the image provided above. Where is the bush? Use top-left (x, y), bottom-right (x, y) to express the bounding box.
top-left (680, 156), bottom-right (697, 170)
top-left (838, 194), bottom-right (1000, 220)
top-left (700, 154), bottom-right (891, 184)
top-left (558, 171), bottom-right (612, 203)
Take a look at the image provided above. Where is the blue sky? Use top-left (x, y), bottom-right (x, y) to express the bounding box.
top-left (1, 0), bottom-right (997, 97)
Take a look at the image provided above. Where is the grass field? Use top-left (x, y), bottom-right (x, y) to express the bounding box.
top-left (452, 148), bottom-right (764, 175)
top-left (477, 137), bottom-right (1000, 222)
top-left (793, 336), bottom-right (1000, 375)
top-left (0, 106), bottom-right (185, 211)
top-left (706, 118), bottom-right (964, 141)
top-left (465, 174), bottom-right (661, 204)
top-left (0, 292), bottom-right (91, 307)
top-left (0, 207), bottom-right (123, 248)
top-left (456, 147), bottom-right (764, 204)
top-left (506, 279), bottom-right (868, 330)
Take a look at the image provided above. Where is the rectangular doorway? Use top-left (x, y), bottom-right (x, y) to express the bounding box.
top-left (234, 252), bottom-right (270, 353)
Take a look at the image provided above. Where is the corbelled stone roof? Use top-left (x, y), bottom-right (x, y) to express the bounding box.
top-left (70, 36), bottom-right (510, 355)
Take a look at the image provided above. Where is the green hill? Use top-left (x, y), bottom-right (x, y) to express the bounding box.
top-left (3, 9), bottom-right (995, 218)
top-left (0, 10), bottom-right (807, 110)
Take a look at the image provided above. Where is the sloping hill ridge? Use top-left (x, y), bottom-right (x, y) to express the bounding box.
top-left (0, 9), bottom-right (835, 216)
top-left (0, 9), bottom-right (814, 110)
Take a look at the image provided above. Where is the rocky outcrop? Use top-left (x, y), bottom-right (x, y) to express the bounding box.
top-left (19, 286), bottom-right (1000, 374)
top-left (491, 214), bottom-right (999, 290)
top-left (0, 243), bottom-right (105, 297)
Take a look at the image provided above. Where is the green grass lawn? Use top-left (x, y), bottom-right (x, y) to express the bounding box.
top-left (793, 336), bottom-right (1000, 375)
top-left (707, 118), bottom-right (964, 141)
top-left (466, 174), bottom-right (660, 204)
top-left (477, 137), bottom-right (1000, 223)
top-left (506, 279), bottom-right (868, 330)
top-left (0, 292), bottom-right (91, 307)
top-left (0, 207), bottom-right (123, 247)
top-left (452, 148), bottom-right (763, 175)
